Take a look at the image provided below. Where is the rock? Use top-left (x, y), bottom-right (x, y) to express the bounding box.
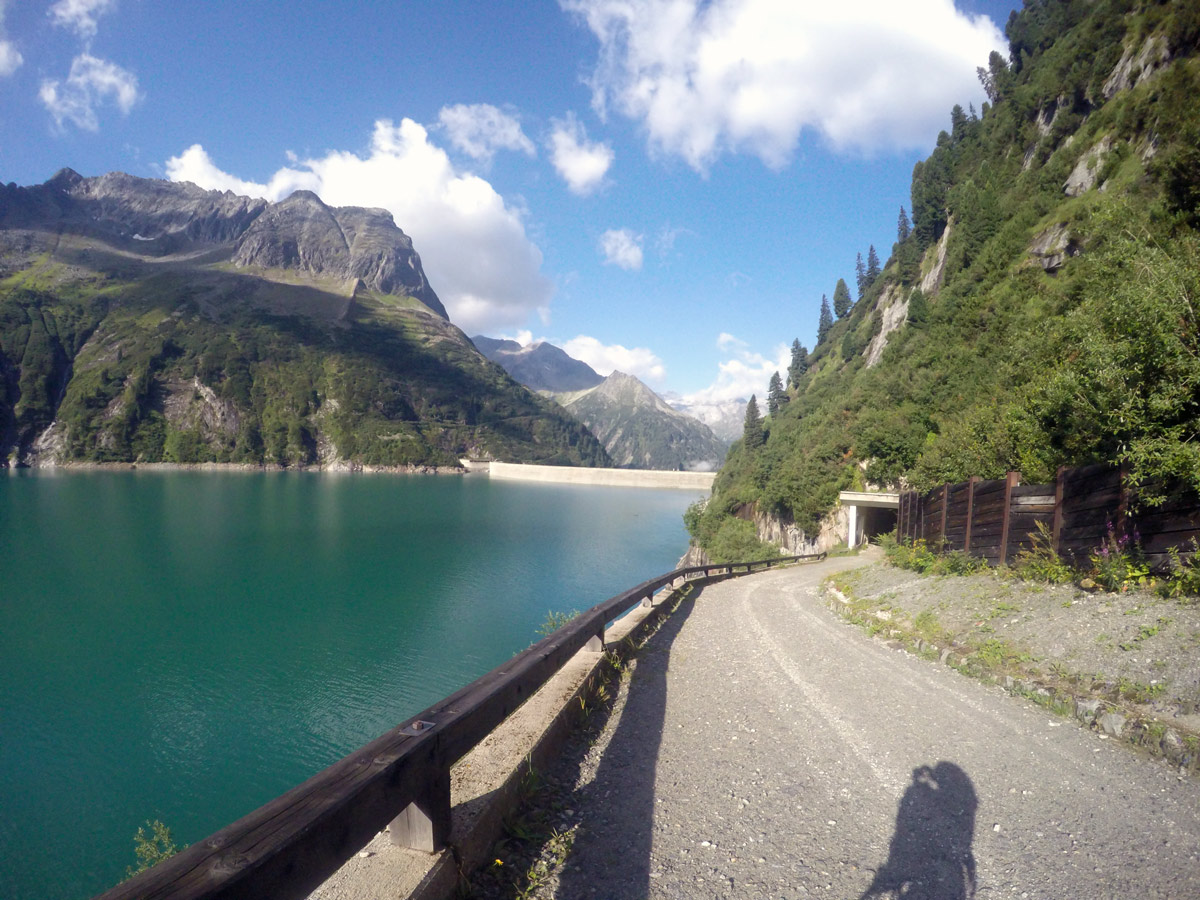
top-left (919, 220), bottom-right (952, 297)
top-left (1064, 138), bottom-right (1113, 197)
top-left (1078, 578), bottom-right (1099, 592)
top-left (1075, 699), bottom-right (1102, 724)
top-left (1029, 223), bottom-right (1081, 272)
top-left (1098, 712), bottom-right (1126, 737)
top-left (863, 283), bottom-right (910, 368)
top-left (1102, 35), bottom-right (1170, 99)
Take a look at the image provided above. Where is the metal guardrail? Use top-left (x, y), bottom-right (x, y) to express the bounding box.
top-left (96, 552), bottom-right (825, 900)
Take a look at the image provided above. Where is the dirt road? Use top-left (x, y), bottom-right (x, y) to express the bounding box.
top-left (512, 554), bottom-right (1200, 899)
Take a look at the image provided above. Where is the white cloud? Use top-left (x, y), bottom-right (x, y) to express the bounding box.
top-left (165, 120), bottom-right (553, 335)
top-left (599, 228), bottom-right (643, 270)
top-left (561, 0), bottom-right (1005, 171)
top-left (40, 53), bottom-right (141, 131)
top-left (684, 334), bottom-right (790, 404)
top-left (437, 103), bottom-right (536, 163)
top-left (0, 0), bottom-right (20, 77)
top-left (548, 112), bottom-right (614, 195)
top-left (48, 0), bottom-right (115, 39)
top-left (562, 335), bottom-right (665, 383)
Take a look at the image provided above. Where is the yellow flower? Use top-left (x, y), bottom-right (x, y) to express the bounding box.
top-left (493, 858), bottom-right (503, 866)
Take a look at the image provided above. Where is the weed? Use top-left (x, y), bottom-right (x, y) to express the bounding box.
top-left (537, 609), bottom-right (580, 638)
top-left (126, 820), bottom-right (181, 879)
top-left (1010, 522), bottom-right (1074, 584)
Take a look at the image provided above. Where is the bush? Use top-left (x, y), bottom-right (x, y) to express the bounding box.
top-left (126, 820), bottom-right (180, 879)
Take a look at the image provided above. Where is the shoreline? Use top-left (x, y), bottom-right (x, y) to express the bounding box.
top-left (4, 460), bottom-right (467, 475)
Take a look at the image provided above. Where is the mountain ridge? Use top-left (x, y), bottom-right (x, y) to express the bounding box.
top-left (0, 171), bottom-right (609, 469)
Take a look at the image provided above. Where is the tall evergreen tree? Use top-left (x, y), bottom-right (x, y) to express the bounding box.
top-left (867, 245), bottom-right (881, 284)
top-left (897, 206), bottom-right (911, 242)
top-left (767, 371), bottom-right (786, 416)
top-left (817, 295), bottom-right (834, 343)
top-left (832, 279), bottom-right (852, 319)
top-left (855, 253), bottom-right (868, 299)
top-left (787, 338), bottom-right (808, 388)
top-left (742, 394), bottom-right (764, 449)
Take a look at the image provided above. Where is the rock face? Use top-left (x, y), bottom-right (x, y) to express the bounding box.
top-left (663, 394), bottom-right (747, 444)
top-left (0, 170), bottom-right (446, 317)
top-left (1064, 137), bottom-right (1113, 197)
top-left (1029, 223), bottom-right (1081, 271)
top-left (864, 283), bottom-right (910, 368)
top-left (556, 371), bottom-right (726, 471)
top-left (232, 191), bottom-right (445, 316)
top-left (472, 335), bottom-right (604, 392)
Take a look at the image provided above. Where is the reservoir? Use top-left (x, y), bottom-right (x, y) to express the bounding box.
top-left (0, 470), bottom-right (703, 900)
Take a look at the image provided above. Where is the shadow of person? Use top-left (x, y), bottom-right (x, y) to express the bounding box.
top-left (859, 761), bottom-right (978, 900)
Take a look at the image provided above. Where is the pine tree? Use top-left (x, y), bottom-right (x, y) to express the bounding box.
top-left (767, 371), bottom-right (786, 416)
top-left (867, 245), bottom-right (881, 284)
top-left (832, 280), bottom-right (851, 319)
top-left (817, 295), bottom-right (834, 343)
top-left (855, 253), bottom-right (868, 299)
top-left (742, 395), bottom-right (764, 449)
top-left (897, 206), bottom-right (911, 243)
top-left (787, 338), bottom-right (808, 388)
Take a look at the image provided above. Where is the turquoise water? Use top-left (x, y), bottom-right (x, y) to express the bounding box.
top-left (0, 470), bottom-right (701, 900)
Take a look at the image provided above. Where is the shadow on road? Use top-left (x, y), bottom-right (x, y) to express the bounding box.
top-left (546, 585), bottom-right (700, 900)
top-left (859, 761), bottom-right (978, 900)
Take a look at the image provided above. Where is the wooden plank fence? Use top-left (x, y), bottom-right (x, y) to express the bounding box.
top-left (94, 553), bottom-right (824, 900)
top-left (896, 463), bottom-right (1200, 570)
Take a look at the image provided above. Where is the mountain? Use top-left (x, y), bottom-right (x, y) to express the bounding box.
top-left (556, 371), bottom-right (726, 471)
top-left (663, 393), bottom-right (747, 444)
top-left (471, 335), bottom-right (605, 392)
top-left (0, 171), bottom-right (609, 468)
top-left (689, 0), bottom-right (1200, 560)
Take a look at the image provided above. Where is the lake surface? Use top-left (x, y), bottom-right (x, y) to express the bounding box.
top-left (0, 470), bottom-right (702, 900)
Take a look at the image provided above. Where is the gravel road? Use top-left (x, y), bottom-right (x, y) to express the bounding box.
top-left (481, 554), bottom-right (1200, 899)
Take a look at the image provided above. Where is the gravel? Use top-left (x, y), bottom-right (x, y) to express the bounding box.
top-left (469, 553), bottom-right (1200, 899)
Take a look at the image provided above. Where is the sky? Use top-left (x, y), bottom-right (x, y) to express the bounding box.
top-left (0, 0), bottom-right (1022, 404)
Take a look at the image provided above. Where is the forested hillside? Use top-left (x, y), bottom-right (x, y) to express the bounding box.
top-left (0, 173), bottom-right (610, 469)
top-left (690, 0), bottom-right (1200, 560)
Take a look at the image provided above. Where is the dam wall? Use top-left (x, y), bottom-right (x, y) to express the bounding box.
top-left (486, 461), bottom-right (715, 491)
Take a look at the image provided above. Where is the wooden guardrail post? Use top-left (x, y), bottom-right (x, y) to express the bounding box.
top-left (390, 761), bottom-right (451, 852)
top-left (963, 476), bottom-right (980, 554)
top-left (998, 471), bottom-right (1020, 565)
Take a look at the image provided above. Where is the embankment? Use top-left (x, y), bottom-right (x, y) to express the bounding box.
top-left (487, 461), bottom-right (715, 491)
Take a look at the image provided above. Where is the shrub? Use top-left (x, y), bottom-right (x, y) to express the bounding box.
top-left (126, 820), bottom-right (180, 879)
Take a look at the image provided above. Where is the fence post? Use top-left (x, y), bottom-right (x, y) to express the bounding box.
top-left (963, 476), bottom-right (980, 554)
top-left (999, 471), bottom-right (1020, 565)
top-left (939, 483), bottom-right (949, 549)
top-left (1052, 465), bottom-right (1066, 555)
top-left (390, 764), bottom-right (451, 853)
top-left (1116, 463), bottom-right (1131, 541)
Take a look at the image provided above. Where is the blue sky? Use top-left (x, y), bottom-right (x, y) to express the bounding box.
top-left (0, 0), bottom-right (1021, 401)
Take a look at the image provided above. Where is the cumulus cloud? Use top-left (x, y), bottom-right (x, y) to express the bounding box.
top-left (599, 228), bottom-right (643, 270)
top-left (437, 103), bottom-right (536, 164)
top-left (561, 0), bottom-right (1005, 170)
top-left (165, 120), bottom-right (553, 335)
top-left (40, 53), bottom-right (141, 131)
top-left (48, 0), bottom-right (115, 39)
top-left (684, 334), bottom-right (790, 404)
top-left (562, 335), bottom-right (665, 383)
top-left (0, 0), bottom-right (21, 77)
top-left (548, 112), bottom-right (614, 195)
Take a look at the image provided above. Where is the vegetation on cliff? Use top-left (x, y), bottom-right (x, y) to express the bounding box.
top-left (690, 0), bottom-right (1200, 552)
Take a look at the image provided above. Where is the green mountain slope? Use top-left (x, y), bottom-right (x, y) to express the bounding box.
top-left (0, 172), bottom-right (609, 468)
top-left (692, 0), bottom-right (1200, 556)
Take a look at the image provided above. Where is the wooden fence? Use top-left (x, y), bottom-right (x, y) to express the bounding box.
top-left (896, 463), bottom-right (1200, 570)
top-left (95, 553), bottom-right (823, 900)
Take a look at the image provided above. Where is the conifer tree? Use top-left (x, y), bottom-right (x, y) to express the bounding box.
top-left (855, 253), bottom-right (868, 299)
top-left (742, 395), bottom-right (764, 449)
top-left (767, 371), bottom-right (786, 416)
top-left (897, 206), bottom-right (911, 242)
top-left (832, 279), bottom-right (851, 319)
top-left (787, 339), bottom-right (808, 388)
top-left (867, 245), bottom-right (881, 284)
top-left (817, 295), bottom-right (834, 343)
